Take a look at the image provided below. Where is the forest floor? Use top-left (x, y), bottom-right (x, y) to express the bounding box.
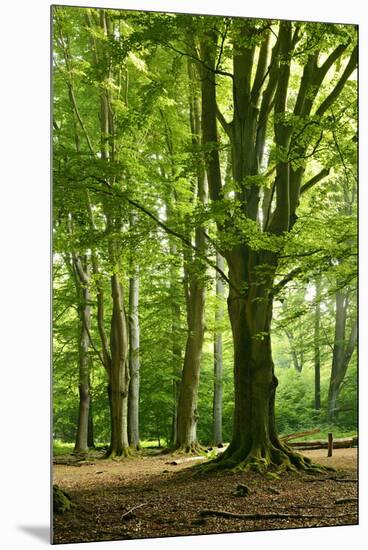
top-left (53, 447), bottom-right (358, 544)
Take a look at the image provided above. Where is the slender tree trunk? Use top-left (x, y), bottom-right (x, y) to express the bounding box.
top-left (107, 273), bottom-right (130, 457)
top-left (176, 276), bottom-right (205, 451)
top-left (169, 242), bottom-right (182, 447)
top-left (328, 290), bottom-right (346, 421)
top-left (328, 291), bottom-right (357, 421)
top-left (213, 252), bottom-right (225, 446)
top-left (73, 258), bottom-right (91, 453)
top-left (284, 328), bottom-right (302, 372)
top-left (87, 389), bottom-right (95, 448)
top-left (128, 268), bottom-right (140, 450)
top-left (314, 278), bottom-right (321, 410)
top-left (175, 57), bottom-right (207, 452)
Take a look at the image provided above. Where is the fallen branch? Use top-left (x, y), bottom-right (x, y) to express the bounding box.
top-left (53, 458), bottom-right (82, 465)
top-left (53, 459), bottom-right (96, 466)
top-left (121, 503), bottom-right (147, 520)
top-left (335, 497), bottom-right (358, 504)
top-left (199, 509), bottom-right (356, 520)
top-left (166, 456), bottom-right (206, 465)
top-left (281, 428), bottom-right (320, 442)
top-left (290, 436), bottom-right (357, 449)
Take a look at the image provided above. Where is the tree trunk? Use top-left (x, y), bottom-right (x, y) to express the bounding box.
top-left (167, 233), bottom-right (182, 447)
top-left (213, 252), bottom-right (225, 446)
top-left (74, 259), bottom-right (91, 453)
top-left (284, 327), bottom-right (302, 372)
top-left (176, 277), bottom-right (205, 451)
top-left (170, 271), bottom-right (182, 447)
top-left (175, 56), bottom-right (206, 452)
top-left (328, 290), bottom-right (357, 421)
top-left (314, 277), bottom-right (321, 410)
top-left (212, 249), bottom-right (313, 472)
top-left (107, 273), bottom-right (130, 457)
top-left (128, 270), bottom-right (140, 450)
top-left (87, 389), bottom-right (95, 448)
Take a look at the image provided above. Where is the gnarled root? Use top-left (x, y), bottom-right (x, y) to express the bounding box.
top-left (197, 440), bottom-right (335, 476)
top-left (171, 441), bottom-right (205, 456)
top-left (103, 446), bottom-right (132, 460)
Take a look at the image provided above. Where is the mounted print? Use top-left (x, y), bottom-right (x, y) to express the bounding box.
top-left (52, 3), bottom-right (358, 544)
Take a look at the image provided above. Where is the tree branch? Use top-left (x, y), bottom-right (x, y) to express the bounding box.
top-left (272, 267), bottom-right (303, 295)
top-left (317, 43), bottom-right (348, 81)
top-left (300, 168), bottom-right (330, 195)
top-left (216, 104), bottom-right (232, 137)
top-left (162, 40), bottom-right (234, 79)
top-left (83, 315), bottom-right (107, 370)
top-left (84, 181), bottom-right (239, 295)
top-left (199, 509), bottom-right (355, 520)
top-left (251, 29), bottom-right (271, 103)
top-left (72, 253), bottom-right (90, 286)
top-left (315, 46), bottom-right (357, 117)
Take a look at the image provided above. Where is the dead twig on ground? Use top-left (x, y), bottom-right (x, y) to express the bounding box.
top-left (121, 503), bottom-right (147, 520)
top-left (199, 509), bottom-right (356, 520)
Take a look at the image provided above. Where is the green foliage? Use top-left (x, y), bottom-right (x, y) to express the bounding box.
top-left (53, 440), bottom-right (75, 456)
top-left (52, 6), bottom-right (357, 452)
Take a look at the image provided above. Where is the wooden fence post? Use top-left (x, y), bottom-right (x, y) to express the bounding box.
top-left (327, 432), bottom-right (333, 457)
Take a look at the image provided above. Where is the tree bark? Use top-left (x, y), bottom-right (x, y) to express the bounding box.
top-left (107, 272), bottom-right (130, 457)
top-left (175, 56), bottom-right (207, 452)
top-left (213, 252), bottom-right (225, 446)
top-left (72, 256), bottom-right (92, 453)
top-left (87, 389), bottom-right (95, 449)
top-left (169, 239), bottom-right (182, 447)
top-left (314, 277), bottom-right (321, 410)
top-left (128, 267), bottom-right (140, 450)
top-left (328, 290), bottom-right (357, 421)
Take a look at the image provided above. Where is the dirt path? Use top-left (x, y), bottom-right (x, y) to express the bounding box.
top-left (53, 448), bottom-right (358, 544)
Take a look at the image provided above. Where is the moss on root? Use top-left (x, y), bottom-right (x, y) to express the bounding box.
top-left (102, 446), bottom-right (132, 460)
top-left (53, 485), bottom-right (75, 514)
top-left (172, 442), bottom-right (205, 455)
top-left (196, 441), bottom-right (335, 476)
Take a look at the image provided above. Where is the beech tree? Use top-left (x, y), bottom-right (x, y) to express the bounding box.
top-left (196, 17), bottom-right (357, 471)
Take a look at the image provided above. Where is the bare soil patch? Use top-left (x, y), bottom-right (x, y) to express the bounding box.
top-left (53, 447), bottom-right (358, 544)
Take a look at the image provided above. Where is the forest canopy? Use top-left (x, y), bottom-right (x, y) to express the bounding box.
top-left (52, 6), bottom-right (357, 470)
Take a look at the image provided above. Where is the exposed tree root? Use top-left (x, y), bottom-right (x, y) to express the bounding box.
top-left (53, 485), bottom-right (75, 514)
top-left (102, 446), bottom-right (132, 460)
top-left (171, 442), bottom-right (205, 456)
top-left (199, 509), bottom-right (356, 520)
top-left (196, 440), bottom-right (335, 476)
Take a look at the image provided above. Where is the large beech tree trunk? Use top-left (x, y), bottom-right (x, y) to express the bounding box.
top-left (218, 248), bottom-right (294, 470)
